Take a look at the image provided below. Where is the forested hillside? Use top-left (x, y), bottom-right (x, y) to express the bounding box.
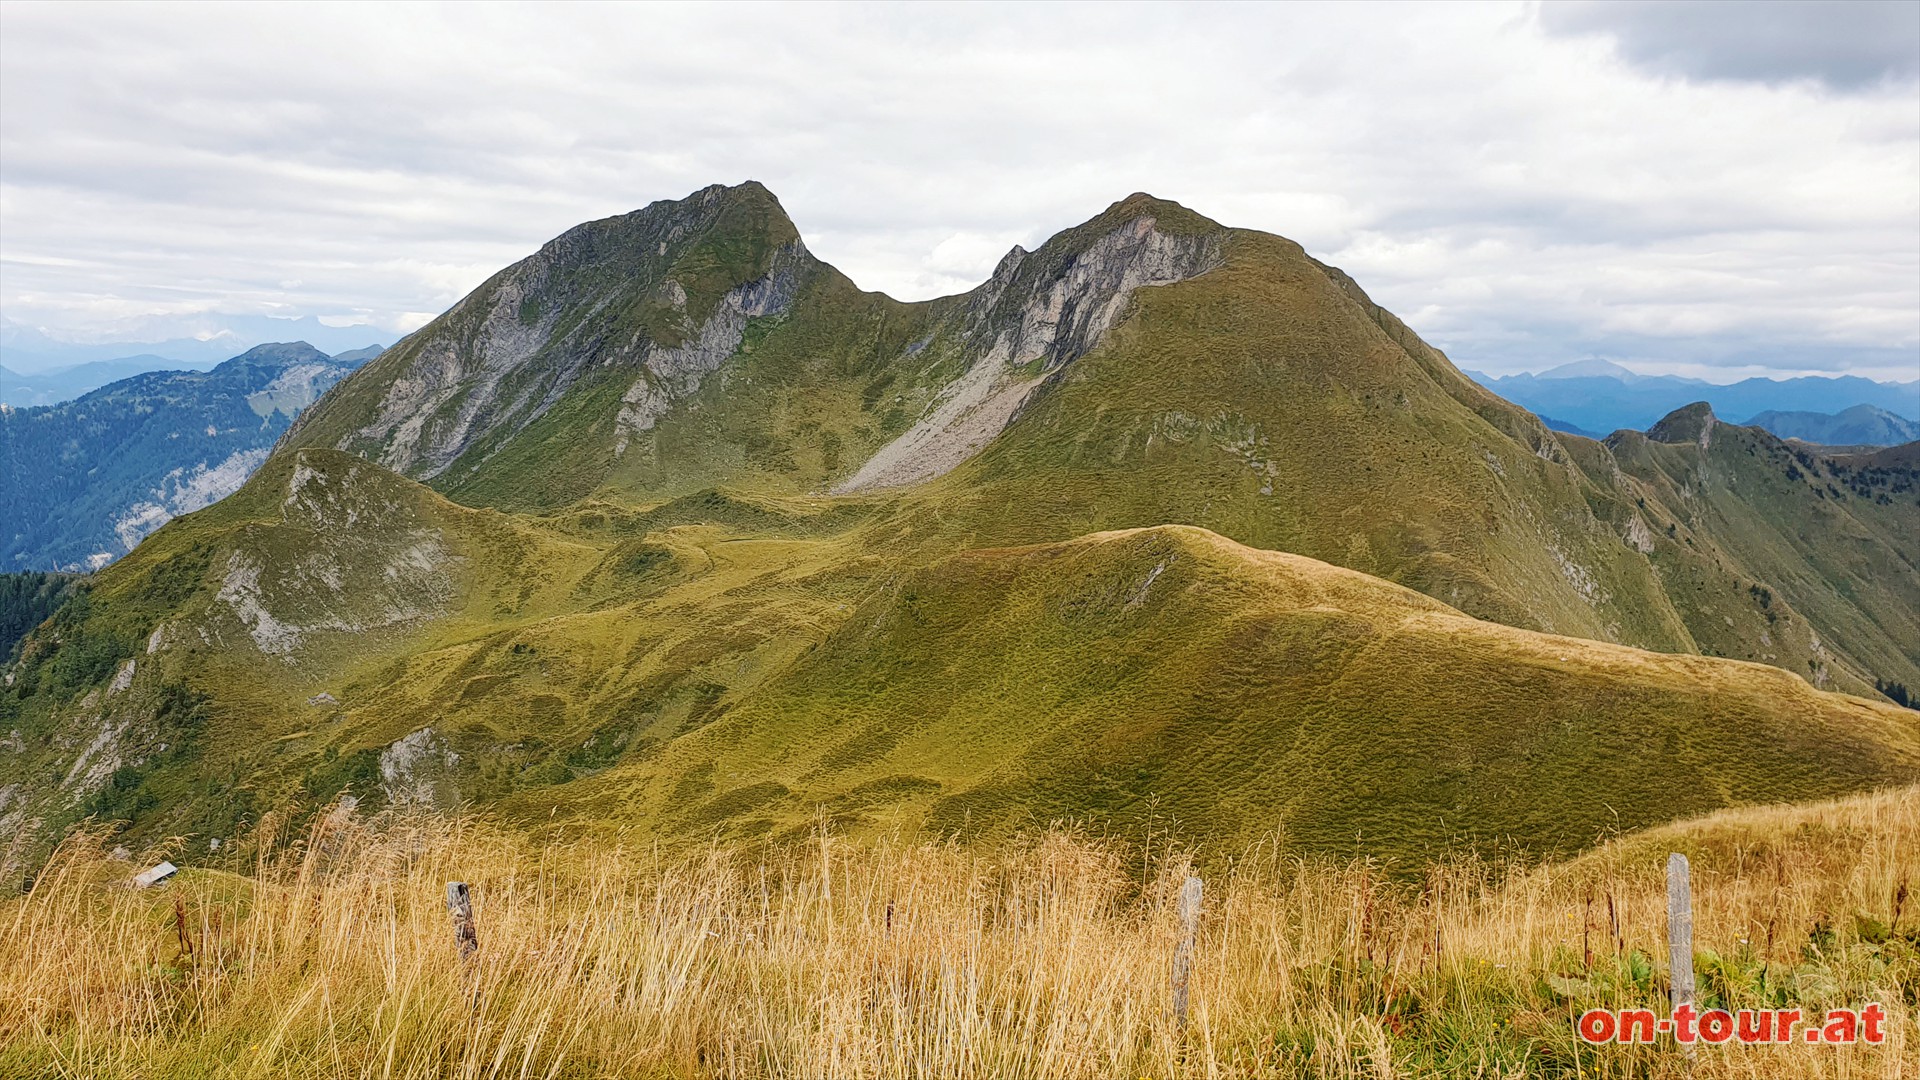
top-left (0, 571), bottom-right (78, 660)
top-left (1, 342), bottom-right (374, 570)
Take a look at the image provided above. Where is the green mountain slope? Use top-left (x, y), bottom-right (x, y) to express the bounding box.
top-left (856, 224), bottom-right (1915, 697)
top-left (5, 464), bottom-right (1913, 872)
top-left (0, 448), bottom-right (605, 865)
top-left (281, 184), bottom-right (1916, 696)
top-left (544, 525), bottom-right (1919, 861)
top-left (5, 183), bottom-right (1916, 876)
top-left (1607, 405), bottom-right (1920, 692)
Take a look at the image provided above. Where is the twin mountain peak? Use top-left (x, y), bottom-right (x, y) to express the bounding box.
top-left (281, 181), bottom-right (1229, 500)
top-left (268, 180), bottom-right (1914, 700)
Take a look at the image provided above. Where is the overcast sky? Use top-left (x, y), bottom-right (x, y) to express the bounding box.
top-left (2, 1), bottom-right (1916, 381)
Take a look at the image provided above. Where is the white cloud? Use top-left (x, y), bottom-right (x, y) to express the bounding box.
top-left (0, 1), bottom-right (1914, 379)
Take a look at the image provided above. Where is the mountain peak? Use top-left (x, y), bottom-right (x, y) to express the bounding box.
top-left (1647, 401), bottom-right (1718, 446)
top-left (280, 180), bottom-right (821, 496)
top-left (686, 178), bottom-right (786, 214)
top-left (215, 341), bottom-right (334, 373)
top-left (1112, 191), bottom-right (1170, 212)
top-left (1538, 358), bottom-right (1636, 380)
top-left (562, 179), bottom-right (801, 262)
top-left (1090, 191), bottom-right (1224, 237)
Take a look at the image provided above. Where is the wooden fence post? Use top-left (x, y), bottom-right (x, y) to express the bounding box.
top-left (447, 881), bottom-right (478, 961)
top-left (1172, 875), bottom-right (1202, 1028)
top-left (1667, 853), bottom-right (1693, 1015)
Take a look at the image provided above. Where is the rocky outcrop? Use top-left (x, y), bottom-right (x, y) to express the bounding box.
top-left (837, 207), bottom-right (1223, 492)
top-left (613, 242), bottom-right (810, 454)
top-left (210, 450), bottom-right (458, 660)
top-left (379, 727), bottom-right (460, 809)
top-left (284, 182), bottom-right (817, 487)
top-left (961, 209), bottom-right (1225, 373)
top-left (1648, 402), bottom-right (1718, 449)
top-left (349, 257), bottom-right (556, 478)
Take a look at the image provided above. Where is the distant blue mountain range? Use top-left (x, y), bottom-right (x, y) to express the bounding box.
top-left (1, 342), bottom-right (378, 571)
top-left (1, 342), bottom-right (390, 408)
top-left (0, 316), bottom-right (398, 375)
top-left (1467, 360), bottom-right (1919, 442)
top-left (1, 356), bottom-right (216, 407)
top-left (1745, 405), bottom-right (1918, 447)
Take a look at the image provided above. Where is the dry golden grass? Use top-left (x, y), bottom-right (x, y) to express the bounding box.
top-left (4, 787), bottom-right (1915, 1079)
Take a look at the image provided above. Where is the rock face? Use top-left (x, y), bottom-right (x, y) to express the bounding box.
top-left (838, 203), bottom-right (1224, 492)
top-left (379, 727), bottom-right (460, 809)
top-left (282, 182), bottom-right (824, 492)
top-left (612, 242), bottom-right (812, 454)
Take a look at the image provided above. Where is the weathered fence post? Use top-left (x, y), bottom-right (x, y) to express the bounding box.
top-left (1172, 875), bottom-right (1202, 1028)
top-left (1667, 853), bottom-right (1694, 1014)
top-left (447, 881), bottom-right (478, 961)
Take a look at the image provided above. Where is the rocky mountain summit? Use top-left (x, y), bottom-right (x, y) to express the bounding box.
top-left (282, 185), bottom-right (1232, 509)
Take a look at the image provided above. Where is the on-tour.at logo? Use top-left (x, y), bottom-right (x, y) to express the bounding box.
top-left (1578, 1004), bottom-right (1888, 1045)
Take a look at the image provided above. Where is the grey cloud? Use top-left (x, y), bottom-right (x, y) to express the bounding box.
top-left (1541, 0), bottom-right (1920, 88)
top-left (0, 2), bottom-right (1914, 382)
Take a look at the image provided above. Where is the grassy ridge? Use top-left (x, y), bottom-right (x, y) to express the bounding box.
top-left (549, 526), bottom-right (1920, 861)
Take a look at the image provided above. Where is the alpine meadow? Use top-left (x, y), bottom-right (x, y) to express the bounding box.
top-left (3, 183), bottom-right (1916, 1079)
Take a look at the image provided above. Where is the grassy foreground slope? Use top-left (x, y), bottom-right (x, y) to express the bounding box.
top-left (6, 786), bottom-right (1913, 1079)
